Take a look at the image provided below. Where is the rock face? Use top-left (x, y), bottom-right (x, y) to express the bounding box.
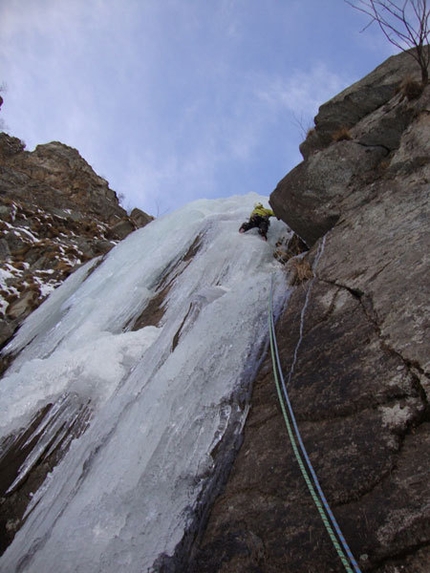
top-left (192, 50), bottom-right (430, 571)
top-left (0, 135), bottom-right (153, 350)
top-left (270, 47), bottom-right (429, 247)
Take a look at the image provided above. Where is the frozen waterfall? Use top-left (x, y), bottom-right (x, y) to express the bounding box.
top-left (0, 193), bottom-right (291, 572)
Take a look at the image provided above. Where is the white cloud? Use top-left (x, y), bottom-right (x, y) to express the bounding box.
top-left (256, 63), bottom-right (353, 122)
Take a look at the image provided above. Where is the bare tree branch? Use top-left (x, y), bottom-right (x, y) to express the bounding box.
top-left (345, 0), bottom-right (430, 83)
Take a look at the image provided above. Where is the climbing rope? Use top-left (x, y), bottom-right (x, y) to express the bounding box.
top-left (268, 275), bottom-right (362, 573)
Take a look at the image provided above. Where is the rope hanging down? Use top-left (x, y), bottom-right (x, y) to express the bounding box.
top-left (268, 276), bottom-right (362, 573)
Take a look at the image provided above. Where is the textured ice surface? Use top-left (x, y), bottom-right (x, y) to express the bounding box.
top-left (0, 193), bottom-right (291, 572)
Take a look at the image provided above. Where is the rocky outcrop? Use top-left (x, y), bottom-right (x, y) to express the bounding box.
top-left (270, 47), bottom-right (429, 247)
top-left (0, 134), bottom-right (153, 349)
top-left (299, 48), bottom-right (427, 162)
top-left (192, 49), bottom-right (430, 571)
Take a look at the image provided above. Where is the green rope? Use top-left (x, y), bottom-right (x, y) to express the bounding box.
top-left (268, 300), bottom-right (356, 573)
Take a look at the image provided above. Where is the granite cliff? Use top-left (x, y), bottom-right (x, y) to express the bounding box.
top-left (191, 49), bottom-right (430, 572)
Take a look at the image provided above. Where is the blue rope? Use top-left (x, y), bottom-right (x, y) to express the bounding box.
top-left (268, 275), bottom-right (362, 573)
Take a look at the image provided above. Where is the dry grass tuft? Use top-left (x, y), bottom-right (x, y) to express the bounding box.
top-left (27, 282), bottom-right (41, 293)
top-left (287, 257), bottom-right (314, 285)
top-left (397, 76), bottom-right (424, 101)
top-left (55, 260), bottom-right (73, 272)
top-left (273, 234), bottom-right (308, 265)
top-left (332, 127), bottom-right (352, 142)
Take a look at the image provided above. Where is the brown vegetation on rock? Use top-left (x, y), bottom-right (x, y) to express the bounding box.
top-left (0, 134), bottom-right (153, 347)
top-left (332, 126), bottom-right (353, 141)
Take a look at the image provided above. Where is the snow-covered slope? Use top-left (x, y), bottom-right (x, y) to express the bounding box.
top-left (0, 193), bottom-right (290, 572)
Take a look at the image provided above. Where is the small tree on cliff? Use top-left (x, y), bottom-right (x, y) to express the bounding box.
top-left (346, 0), bottom-right (430, 84)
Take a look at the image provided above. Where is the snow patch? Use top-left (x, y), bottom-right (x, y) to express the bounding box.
top-left (380, 403), bottom-right (411, 430)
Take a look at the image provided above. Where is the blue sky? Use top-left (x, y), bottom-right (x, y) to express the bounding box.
top-left (0, 0), bottom-right (396, 216)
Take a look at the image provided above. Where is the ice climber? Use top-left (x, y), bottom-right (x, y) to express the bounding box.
top-left (239, 202), bottom-right (275, 241)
